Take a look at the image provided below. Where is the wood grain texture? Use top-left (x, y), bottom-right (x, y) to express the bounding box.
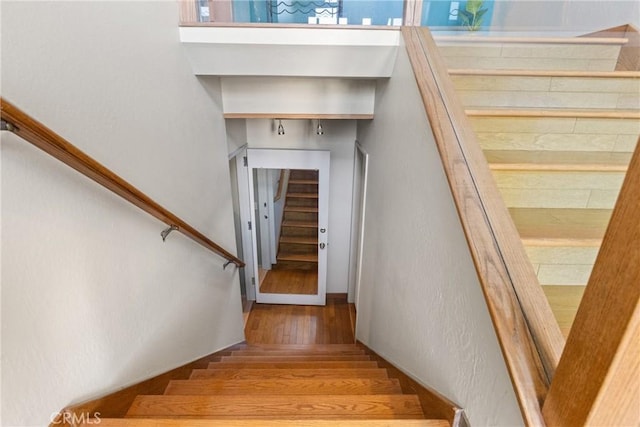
top-left (435, 35), bottom-right (629, 45)
top-left (582, 24), bottom-right (640, 71)
top-left (206, 361), bottom-right (379, 369)
top-left (126, 394), bottom-right (426, 418)
top-left (0, 98), bottom-right (244, 267)
top-left (509, 208), bottom-right (612, 241)
top-left (449, 69), bottom-right (640, 77)
top-left (83, 419), bottom-right (449, 427)
top-left (164, 378), bottom-right (403, 395)
top-left (260, 269), bottom-right (318, 294)
top-left (189, 368), bottom-right (389, 380)
top-left (619, 24), bottom-right (640, 71)
top-left (403, 27), bottom-right (564, 425)
top-left (543, 140), bottom-right (640, 426)
top-left (541, 286), bottom-right (586, 338)
top-left (219, 354), bottom-right (371, 362)
top-left (466, 108), bottom-right (640, 118)
top-left (244, 296), bottom-right (355, 344)
top-left (485, 150), bottom-right (632, 171)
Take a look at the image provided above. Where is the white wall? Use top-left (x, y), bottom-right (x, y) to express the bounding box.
top-left (1, 2), bottom-right (244, 426)
top-left (246, 119), bottom-right (355, 294)
top-left (221, 77), bottom-right (376, 116)
top-left (355, 38), bottom-right (524, 425)
top-left (491, 0), bottom-right (640, 34)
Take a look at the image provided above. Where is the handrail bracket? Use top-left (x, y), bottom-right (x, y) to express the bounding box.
top-left (1, 119), bottom-right (17, 132)
top-left (161, 225), bottom-right (179, 242)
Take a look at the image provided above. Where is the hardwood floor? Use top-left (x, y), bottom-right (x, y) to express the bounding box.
top-left (244, 295), bottom-right (355, 345)
top-left (260, 269), bottom-right (318, 295)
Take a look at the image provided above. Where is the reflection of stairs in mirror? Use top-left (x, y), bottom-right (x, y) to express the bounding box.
top-left (277, 169), bottom-right (319, 270)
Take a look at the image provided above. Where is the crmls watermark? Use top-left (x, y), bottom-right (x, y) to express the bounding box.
top-left (50, 411), bottom-right (101, 425)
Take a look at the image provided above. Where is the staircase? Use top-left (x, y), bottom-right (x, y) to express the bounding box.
top-left (276, 169), bottom-right (319, 270)
top-left (79, 344), bottom-right (451, 426)
top-left (436, 34), bottom-right (640, 336)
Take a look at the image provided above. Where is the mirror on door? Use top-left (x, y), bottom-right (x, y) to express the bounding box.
top-left (253, 168), bottom-right (319, 296)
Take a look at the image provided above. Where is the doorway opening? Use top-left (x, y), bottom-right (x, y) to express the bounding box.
top-left (247, 148), bottom-right (330, 306)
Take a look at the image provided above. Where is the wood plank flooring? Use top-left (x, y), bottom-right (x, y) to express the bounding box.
top-left (260, 269), bottom-right (318, 295)
top-left (245, 295), bottom-right (355, 345)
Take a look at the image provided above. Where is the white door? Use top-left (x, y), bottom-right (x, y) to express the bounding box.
top-left (247, 148), bottom-right (330, 306)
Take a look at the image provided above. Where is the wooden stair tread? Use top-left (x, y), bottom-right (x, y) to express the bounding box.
top-left (485, 150), bottom-right (632, 171)
top-left (207, 361), bottom-right (377, 369)
top-left (220, 355), bottom-right (370, 362)
top-left (126, 394), bottom-right (426, 418)
top-left (287, 193), bottom-right (319, 199)
top-left (282, 220), bottom-right (318, 228)
top-left (237, 344), bottom-right (361, 350)
top-left (231, 349), bottom-right (365, 356)
top-left (466, 108), bottom-right (640, 118)
top-left (164, 378), bottom-right (403, 395)
top-left (284, 206), bottom-right (319, 213)
top-left (434, 35), bottom-right (630, 45)
top-left (280, 236), bottom-right (318, 245)
top-left (509, 207), bottom-right (613, 242)
top-left (277, 253), bottom-right (318, 263)
top-left (190, 368), bottom-right (390, 380)
top-left (91, 419), bottom-right (446, 426)
top-left (450, 69), bottom-right (640, 77)
top-left (289, 179), bottom-right (319, 185)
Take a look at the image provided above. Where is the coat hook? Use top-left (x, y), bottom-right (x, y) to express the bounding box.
top-left (161, 225), bottom-right (179, 242)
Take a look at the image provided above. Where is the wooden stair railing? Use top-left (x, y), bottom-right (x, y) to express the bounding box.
top-left (0, 98), bottom-right (244, 268)
top-left (421, 28), bottom-right (640, 426)
top-left (402, 27), bottom-right (566, 426)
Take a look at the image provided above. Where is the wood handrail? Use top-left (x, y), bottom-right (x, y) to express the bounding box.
top-left (0, 98), bottom-right (244, 268)
top-left (403, 27), bottom-right (566, 425)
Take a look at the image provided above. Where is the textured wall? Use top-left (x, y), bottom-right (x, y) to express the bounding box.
top-left (355, 36), bottom-right (525, 425)
top-left (1, 2), bottom-right (244, 425)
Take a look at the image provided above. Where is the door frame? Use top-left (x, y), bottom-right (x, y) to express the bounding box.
top-left (247, 148), bottom-right (330, 306)
top-left (348, 142), bottom-right (369, 310)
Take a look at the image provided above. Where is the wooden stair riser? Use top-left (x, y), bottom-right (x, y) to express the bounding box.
top-left (286, 197), bottom-right (319, 208)
top-left (207, 361), bottom-right (379, 369)
top-left (281, 226), bottom-right (318, 238)
top-left (273, 260), bottom-right (318, 271)
top-left (526, 245), bottom-right (599, 286)
top-left (284, 210), bottom-right (318, 222)
top-left (438, 41), bottom-right (622, 71)
top-left (542, 285), bottom-right (587, 338)
top-left (496, 186), bottom-right (623, 210)
top-left (288, 183), bottom-right (318, 194)
top-left (451, 75), bottom-right (640, 109)
top-left (230, 349), bottom-right (365, 356)
top-left (126, 394), bottom-right (426, 419)
top-left (219, 355), bottom-right (371, 363)
top-left (289, 170), bottom-right (319, 180)
top-left (493, 170), bottom-right (625, 206)
top-left (189, 368), bottom-right (391, 380)
top-left (279, 242), bottom-right (318, 255)
top-left (164, 378), bottom-right (403, 396)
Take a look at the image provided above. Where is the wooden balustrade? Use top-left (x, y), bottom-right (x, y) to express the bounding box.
top-left (1, 98), bottom-right (244, 268)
